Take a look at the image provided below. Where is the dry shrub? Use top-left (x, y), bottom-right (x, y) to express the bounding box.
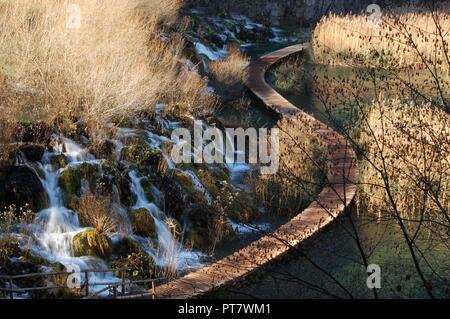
top-left (0, 119), bottom-right (18, 166)
top-left (358, 99), bottom-right (450, 226)
top-left (254, 114), bottom-right (328, 215)
top-left (313, 7), bottom-right (450, 71)
top-left (209, 46), bottom-right (249, 101)
top-left (77, 193), bottom-right (117, 235)
top-left (0, 0), bottom-right (209, 131)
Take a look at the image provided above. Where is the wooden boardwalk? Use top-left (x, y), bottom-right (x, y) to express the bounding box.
top-left (151, 43), bottom-right (357, 299)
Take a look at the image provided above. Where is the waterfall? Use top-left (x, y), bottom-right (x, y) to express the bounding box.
top-left (29, 136), bottom-right (119, 293)
top-left (128, 170), bottom-right (182, 268)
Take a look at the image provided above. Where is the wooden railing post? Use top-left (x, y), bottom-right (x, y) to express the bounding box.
top-left (84, 271), bottom-right (90, 297)
top-left (151, 281), bottom-right (156, 299)
top-left (8, 278), bottom-right (13, 300)
top-left (121, 270), bottom-right (126, 295)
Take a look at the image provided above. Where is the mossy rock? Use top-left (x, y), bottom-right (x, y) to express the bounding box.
top-left (196, 168), bottom-right (220, 197)
top-left (115, 170), bottom-right (137, 208)
top-left (129, 208), bottom-right (157, 238)
top-left (112, 237), bottom-right (143, 258)
top-left (49, 154), bottom-right (70, 170)
top-left (58, 163), bottom-right (100, 200)
top-left (89, 140), bottom-right (115, 160)
top-left (184, 228), bottom-right (211, 250)
top-left (0, 166), bottom-right (48, 214)
top-left (167, 169), bottom-right (204, 203)
top-left (72, 229), bottom-right (112, 260)
top-left (157, 175), bottom-right (186, 220)
top-left (79, 163), bottom-right (101, 192)
top-left (18, 143), bottom-right (45, 162)
top-left (58, 167), bottom-right (82, 198)
top-left (228, 193), bottom-right (258, 223)
top-left (209, 164), bottom-right (231, 182)
top-left (121, 139), bottom-right (160, 166)
top-left (139, 178), bottom-right (155, 203)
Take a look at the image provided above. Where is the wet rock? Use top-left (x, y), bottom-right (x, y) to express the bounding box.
top-left (168, 169), bottom-right (205, 204)
top-left (0, 166), bottom-right (48, 214)
top-left (121, 139), bottom-right (167, 174)
top-left (18, 144), bottom-right (45, 162)
top-left (89, 140), bottom-right (115, 160)
top-left (58, 167), bottom-right (82, 198)
top-left (72, 229), bottom-right (112, 260)
top-left (184, 204), bottom-right (223, 250)
top-left (58, 163), bottom-right (101, 200)
top-left (115, 169), bottom-right (137, 208)
top-left (129, 208), bottom-right (157, 238)
top-left (49, 154), bottom-right (70, 170)
top-left (78, 163), bottom-right (101, 193)
top-left (139, 178), bottom-right (155, 203)
top-left (157, 175), bottom-right (186, 220)
top-left (112, 237), bottom-right (143, 258)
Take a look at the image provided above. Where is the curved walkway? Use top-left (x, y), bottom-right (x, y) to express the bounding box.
top-left (153, 43), bottom-right (357, 298)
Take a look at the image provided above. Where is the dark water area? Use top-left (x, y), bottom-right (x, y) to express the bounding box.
top-left (215, 47), bottom-right (450, 299)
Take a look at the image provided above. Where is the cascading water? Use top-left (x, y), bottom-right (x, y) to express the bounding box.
top-left (128, 170), bottom-right (202, 270)
top-left (28, 136), bottom-right (119, 293)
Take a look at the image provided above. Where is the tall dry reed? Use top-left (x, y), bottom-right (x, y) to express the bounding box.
top-left (0, 0), bottom-right (208, 130)
top-left (313, 8), bottom-right (450, 71)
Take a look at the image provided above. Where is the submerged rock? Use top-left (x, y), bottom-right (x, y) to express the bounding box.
top-left (72, 229), bottom-right (112, 260)
top-left (0, 166), bottom-right (48, 214)
top-left (129, 208), bottom-right (157, 238)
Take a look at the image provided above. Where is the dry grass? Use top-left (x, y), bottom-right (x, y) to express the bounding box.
top-left (358, 99), bottom-right (450, 227)
top-left (254, 114), bottom-right (328, 215)
top-left (0, 0), bottom-right (210, 133)
top-left (78, 193), bottom-right (117, 235)
top-left (313, 7), bottom-right (450, 71)
top-left (209, 45), bottom-right (249, 101)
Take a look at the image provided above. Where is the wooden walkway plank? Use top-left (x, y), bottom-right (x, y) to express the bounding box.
top-left (150, 43), bottom-right (357, 299)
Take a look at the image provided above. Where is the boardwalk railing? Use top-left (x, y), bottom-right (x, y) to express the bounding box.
top-left (0, 269), bottom-right (164, 299)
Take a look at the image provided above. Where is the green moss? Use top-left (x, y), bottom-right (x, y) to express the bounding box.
top-left (79, 163), bottom-right (101, 192)
top-left (129, 208), bottom-right (157, 238)
top-left (72, 229), bottom-right (112, 260)
top-left (121, 139), bottom-right (167, 173)
top-left (121, 139), bottom-right (159, 163)
top-left (59, 167), bottom-right (82, 197)
top-left (49, 154), bottom-right (70, 170)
